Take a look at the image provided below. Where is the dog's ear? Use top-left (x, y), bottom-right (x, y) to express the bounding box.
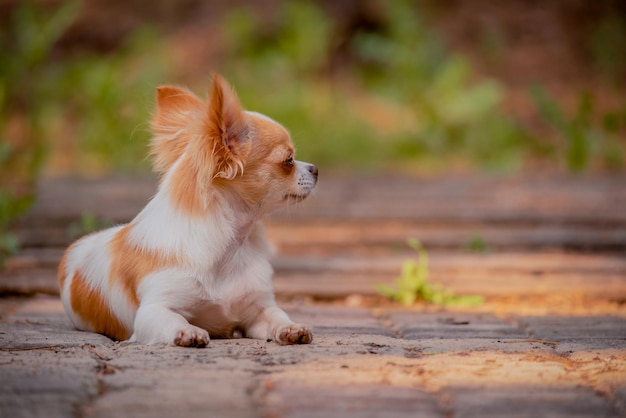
top-left (156, 86), bottom-right (203, 118)
top-left (205, 74), bottom-right (251, 180)
top-left (151, 86), bottom-right (203, 174)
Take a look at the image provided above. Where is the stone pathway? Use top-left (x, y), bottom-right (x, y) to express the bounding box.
top-left (1, 173), bottom-right (625, 417)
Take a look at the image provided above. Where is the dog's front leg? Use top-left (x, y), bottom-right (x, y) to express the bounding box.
top-left (131, 270), bottom-right (210, 347)
top-left (245, 304), bottom-right (313, 345)
top-left (131, 303), bottom-right (210, 347)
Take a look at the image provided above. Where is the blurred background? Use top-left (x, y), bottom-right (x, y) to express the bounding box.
top-left (1, 0), bottom-right (625, 261)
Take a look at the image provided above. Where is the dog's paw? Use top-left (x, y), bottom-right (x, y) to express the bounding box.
top-left (174, 326), bottom-right (210, 348)
top-left (275, 324), bottom-right (313, 345)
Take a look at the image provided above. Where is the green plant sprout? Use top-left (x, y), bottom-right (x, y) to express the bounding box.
top-left (378, 239), bottom-right (484, 307)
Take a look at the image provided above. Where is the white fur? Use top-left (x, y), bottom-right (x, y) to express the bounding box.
top-left (245, 110), bottom-right (276, 123)
top-left (129, 159), bottom-right (236, 269)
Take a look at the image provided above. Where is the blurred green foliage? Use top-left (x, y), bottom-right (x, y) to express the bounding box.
top-left (589, 14), bottom-right (626, 83)
top-left (1, 1), bottom-right (165, 175)
top-left (530, 86), bottom-right (626, 172)
top-left (221, 0), bottom-right (538, 171)
top-left (0, 1), bottom-right (165, 265)
top-left (350, 1), bottom-right (537, 172)
top-left (3, 0), bottom-right (622, 180)
top-left (59, 28), bottom-right (166, 172)
top-left (0, 0), bottom-right (78, 265)
top-left (221, 0), bottom-right (625, 172)
top-left (222, 2), bottom-right (376, 169)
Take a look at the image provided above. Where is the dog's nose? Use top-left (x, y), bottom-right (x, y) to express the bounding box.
top-left (308, 164), bottom-right (319, 179)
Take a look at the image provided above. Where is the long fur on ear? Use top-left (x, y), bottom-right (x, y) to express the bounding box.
top-left (205, 74), bottom-right (251, 180)
top-left (150, 86), bottom-right (204, 175)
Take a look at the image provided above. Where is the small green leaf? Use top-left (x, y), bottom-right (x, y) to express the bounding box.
top-left (377, 238), bottom-right (484, 307)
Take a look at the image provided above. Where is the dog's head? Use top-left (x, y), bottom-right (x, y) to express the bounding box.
top-left (150, 74), bottom-right (318, 215)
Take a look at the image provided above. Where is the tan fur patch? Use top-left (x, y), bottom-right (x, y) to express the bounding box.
top-left (248, 114), bottom-right (292, 150)
top-left (206, 74), bottom-right (251, 180)
top-left (150, 130), bottom-right (194, 176)
top-left (151, 86), bottom-right (204, 175)
top-left (167, 156), bottom-right (207, 216)
top-left (70, 271), bottom-right (130, 341)
top-left (108, 225), bottom-right (178, 308)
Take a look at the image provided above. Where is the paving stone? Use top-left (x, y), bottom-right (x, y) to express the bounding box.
top-left (408, 338), bottom-right (558, 355)
top-left (563, 349), bottom-right (626, 407)
top-left (613, 386), bottom-right (626, 417)
top-left (0, 320), bottom-right (111, 350)
top-left (2, 298), bottom-right (625, 418)
top-left (0, 299), bottom-right (112, 349)
top-left (386, 311), bottom-right (527, 340)
top-left (284, 304), bottom-right (396, 337)
top-left (403, 350), bottom-right (577, 391)
top-left (263, 383), bottom-right (442, 418)
top-left (549, 338), bottom-right (626, 354)
top-left (444, 385), bottom-right (621, 418)
top-left (0, 348), bottom-right (100, 418)
top-left (521, 315), bottom-right (626, 341)
top-left (93, 370), bottom-right (259, 418)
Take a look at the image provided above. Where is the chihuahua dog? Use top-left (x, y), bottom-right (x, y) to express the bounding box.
top-left (58, 74), bottom-right (317, 347)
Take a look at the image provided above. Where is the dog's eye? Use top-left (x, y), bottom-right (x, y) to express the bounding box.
top-left (281, 156), bottom-right (295, 174)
